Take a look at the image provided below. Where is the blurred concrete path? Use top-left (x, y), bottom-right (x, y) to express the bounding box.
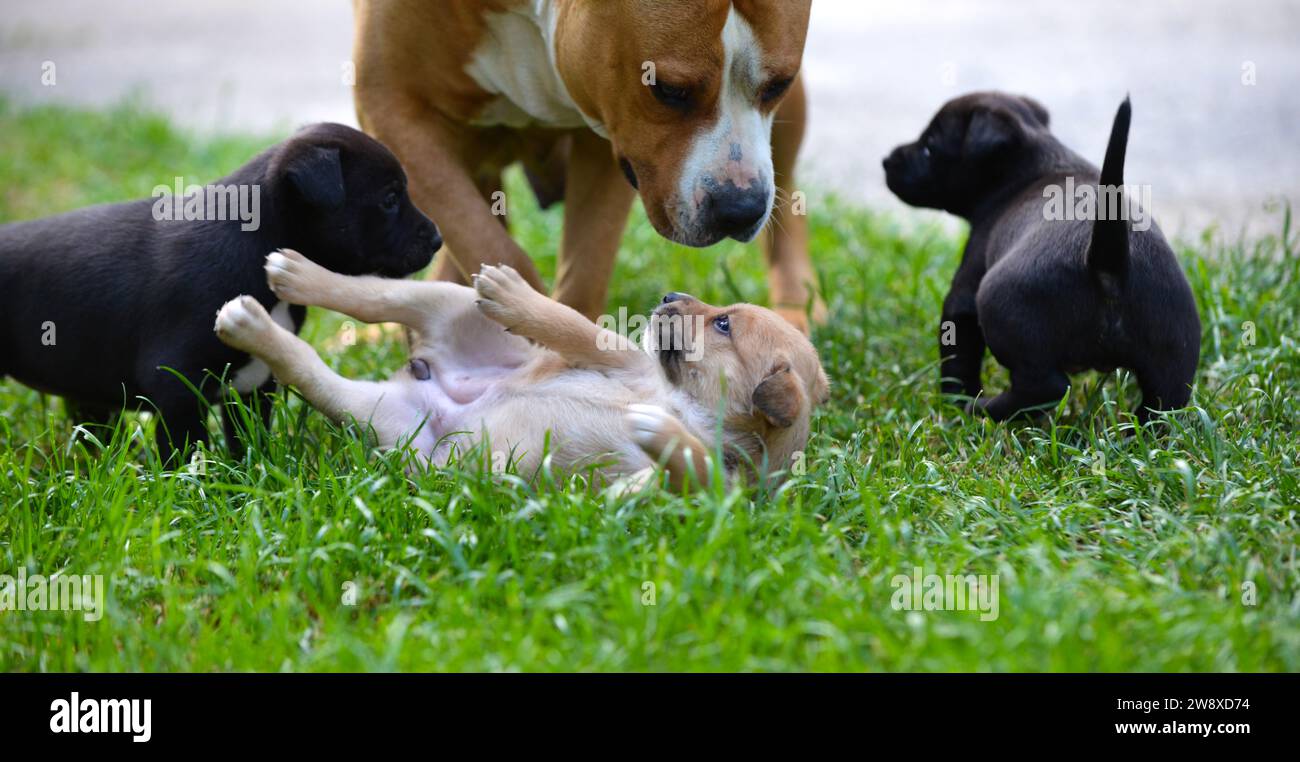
top-left (2, 0), bottom-right (1297, 236)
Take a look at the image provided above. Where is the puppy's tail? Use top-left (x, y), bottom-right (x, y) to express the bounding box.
top-left (1086, 96), bottom-right (1132, 287)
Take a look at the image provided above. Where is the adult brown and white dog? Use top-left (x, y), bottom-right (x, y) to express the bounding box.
top-left (213, 249), bottom-right (828, 489)
top-left (351, 0), bottom-right (823, 332)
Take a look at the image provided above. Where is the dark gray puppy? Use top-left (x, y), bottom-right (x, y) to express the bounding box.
top-left (883, 92), bottom-right (1200, 423)
top-left (0, 123), bottom-right (441, 460)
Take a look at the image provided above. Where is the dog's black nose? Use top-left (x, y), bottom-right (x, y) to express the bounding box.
top-left (704, 184), bottom-right (769, 239)
top-left (663, 292), bottom-right (686, 304)
top-left (421, 223), bottom-right (443, 252)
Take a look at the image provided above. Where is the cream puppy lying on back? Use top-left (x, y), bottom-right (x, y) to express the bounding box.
top-left (214, 250), bottom-right (828, 490)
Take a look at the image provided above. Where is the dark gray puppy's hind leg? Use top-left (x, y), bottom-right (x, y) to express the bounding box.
top-left (140, 360), bottom-right (214, 465)
top-left (976, 366), bottom-right (1071, 422)
top-left (1134, 367), bottom-right (1194, 425)
top-left (64, 399), bottom-right (121, 442)
top-left (152, 402), bottom-right (211, 465)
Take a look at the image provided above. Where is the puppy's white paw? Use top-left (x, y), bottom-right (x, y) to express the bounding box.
top-left (265, 248), bottom-right (327, 305)
top-left (625, 403), bottom-right (679, 452)
top-left (214, 295), bottom-right (275, 353)
top-left (473, 263), bottom-right (531, 301)
top-left (473, 264), bottom-right (534, 329)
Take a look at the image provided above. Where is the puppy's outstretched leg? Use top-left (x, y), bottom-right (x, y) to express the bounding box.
top-left (625, 403), bottom-right (712, 493)
top-left (265, 249), bottom-right (464, 338)
top-left (976, 367), bottom-right (1070, 422)
top-left (214, 296), bottom-right (417, 448)
top-left (474, 264), bottom-right (651, 372)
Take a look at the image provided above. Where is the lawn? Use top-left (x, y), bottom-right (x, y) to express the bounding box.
top-left (1, 98), bottom-right (1297, 671)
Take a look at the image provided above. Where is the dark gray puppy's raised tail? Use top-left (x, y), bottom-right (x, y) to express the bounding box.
top-left (1086, 96), bottom-right (1133, 286)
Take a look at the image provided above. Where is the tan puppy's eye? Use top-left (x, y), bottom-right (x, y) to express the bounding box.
top-left (713, 315), bottom-right (731, 336)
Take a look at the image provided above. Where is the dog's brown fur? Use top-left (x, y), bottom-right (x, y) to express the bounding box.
top-left (351, 0), bottom-right (823, 331)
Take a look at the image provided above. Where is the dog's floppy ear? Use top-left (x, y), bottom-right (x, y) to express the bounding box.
top-left (751, 362), bottom-right (806, 428)
top-left (962, 108), bottom-right (1019, 159)
top-left (284, 145), bottom-right (345, 209)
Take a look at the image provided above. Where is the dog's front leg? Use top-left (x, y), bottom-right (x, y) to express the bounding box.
top-left (356, 99), bottom-right (546, 293)
top-left (939, 263), bottom-right (987, 400)
top-left (474, 264), bottom-right (650, 372)
top-left (939, 311), bottom-right (986, 400)
top-left (552, 129), bottom-right (637, 321)
top-left (625, 403), bottom-right (713, 493)
top-left (765, 75), bottom-right (826, 335)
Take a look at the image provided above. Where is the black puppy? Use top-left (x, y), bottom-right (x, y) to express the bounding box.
top-left (0, 123), bottom-right (441, 459)
top-left (883, 93), bottom-right (1200, 423)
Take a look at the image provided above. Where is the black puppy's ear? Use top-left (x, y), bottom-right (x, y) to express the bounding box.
top-left (285, 145), bottom-right (345, 209)
top-left (751, 363), bottom-right (806, 428)
top-left (962, 108), bottom-right (1019, 159)
top-left (1020, 96), bottom-right (1051, 128)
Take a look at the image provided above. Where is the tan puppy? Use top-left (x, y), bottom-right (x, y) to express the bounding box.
top-left (213, 250), bottom-right (828, 490)
top-left (352, 0), bottom-right (823, 331)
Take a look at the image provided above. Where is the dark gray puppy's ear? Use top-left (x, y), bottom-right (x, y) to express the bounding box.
top-left (962, 108), bottom-right (1019, 159)
top-left (285, 145), bottom-right (345, 209)
top-left (1020, 96), bottom-right (1051, 128)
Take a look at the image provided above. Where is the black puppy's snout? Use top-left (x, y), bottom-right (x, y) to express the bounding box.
top-left (883, 148), bottom-right (905, 173)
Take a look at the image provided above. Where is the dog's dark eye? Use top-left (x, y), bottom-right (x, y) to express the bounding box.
top-left (713, 315), bottom-right (731, 336)
top-left (760, 77), bottom-right (793, 105)
top-left (651, 81), bottom-right (692, 109)
top-left (381, 192), bottom-right (399, 213)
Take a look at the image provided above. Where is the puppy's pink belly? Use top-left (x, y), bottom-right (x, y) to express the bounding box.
top-left (428, 358), bottom-right (518, 404)
top-left (406, 357), bottom-right (522, 452)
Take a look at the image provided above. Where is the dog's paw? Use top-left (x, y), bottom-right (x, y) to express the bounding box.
top-left (265, 248), bottom-right (328, 305)
top-left (774, 307), bottom-right (810, 336)
top-left (473, 264), bottom-right (535, 329)
top-left (214, 295), bottom-right (275, 353)
top-left (772, 297), bottom-right (828, 336)
top-left (625, 403), bottom-right (684, 455)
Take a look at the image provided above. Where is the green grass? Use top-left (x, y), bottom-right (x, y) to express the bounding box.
top-left (1, 98), bottom-right (1297, 671)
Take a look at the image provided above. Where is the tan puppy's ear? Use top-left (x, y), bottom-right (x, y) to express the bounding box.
top-left (751, 363), bottom-right (805, 428)
top-left (812, 366), bottom-right (831, 405)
